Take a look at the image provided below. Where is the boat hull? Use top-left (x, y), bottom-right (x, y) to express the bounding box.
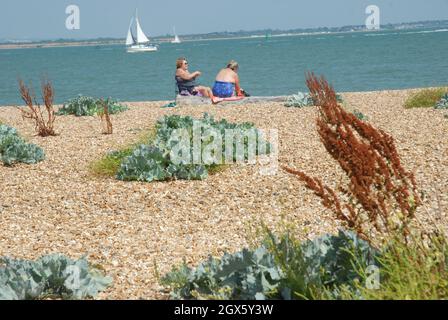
top-left (127, 45), bottom-right (158, 53)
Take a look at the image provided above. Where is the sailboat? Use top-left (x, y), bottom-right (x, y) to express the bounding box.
top-left (126, 9), bottom-right (158, 53)
top-left (171, 27), bottom-right (181, 44)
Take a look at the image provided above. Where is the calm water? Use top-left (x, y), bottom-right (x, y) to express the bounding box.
top-left (0, 28), bottom-right (447, 105)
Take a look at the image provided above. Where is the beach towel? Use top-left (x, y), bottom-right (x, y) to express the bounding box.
top-left (212, 96), bottom-right (246, 105)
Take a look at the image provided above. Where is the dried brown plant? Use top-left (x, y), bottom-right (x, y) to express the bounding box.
top-left (17, 79), bottom-right (56, 137)
top-left (98, 99), bottom-right (113, 134)
top-left (283, 73), bottom-right (421, 240)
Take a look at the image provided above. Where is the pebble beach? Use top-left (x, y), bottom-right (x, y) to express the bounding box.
top-left (0, 88), bottom-right (447, 299)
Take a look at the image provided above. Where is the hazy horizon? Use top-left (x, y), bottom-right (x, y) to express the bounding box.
top-left (1, 0), bottom-right (447, 40)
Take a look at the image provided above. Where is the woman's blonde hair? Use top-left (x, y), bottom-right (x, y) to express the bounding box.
top-left (227, 60), bottom-right (239, 71)
top-left (176, 57), bottom-right (187, 69)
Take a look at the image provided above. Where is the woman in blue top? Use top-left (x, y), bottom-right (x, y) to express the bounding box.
top-left (175, 57), bottom-right (214, 98)
top-left (212, 60), bottom-right (244, 98)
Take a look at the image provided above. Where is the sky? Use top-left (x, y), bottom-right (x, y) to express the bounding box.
top-left (0, 0), bottom-right (447, 40)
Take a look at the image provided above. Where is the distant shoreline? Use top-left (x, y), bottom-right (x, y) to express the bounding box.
top-left (0, 40), bottom-right (123, 50)
top-left (0, 31), bottom-right (352, 50)
top-left (0, 28), bottom-right (436, 50)
top-left (0, 31), bottom-right (339, 50)
top-left (1, 19), bottom-right (447, 50)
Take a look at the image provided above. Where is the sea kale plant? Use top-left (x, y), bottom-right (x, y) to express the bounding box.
top-left (285, 92), bottom-right (314, 108)
top-left (161, 230), bottom-right (378, 300)
top-left (57, 95), bottom-right (128, 116)
top-left (353, 109), bottom-right (368, 121)
top-left (116, 113), bottom-right (271, 182)
top-left (435, 93), bottom-right (448, 110)
top-left (162, 246), bottom-right (282, 300)
top-left (285, 91), bottom-right (343, 108)
top-left (0, 124), bottom-right (45, 166)
top-left (0, 254), bottom-right (112, 300)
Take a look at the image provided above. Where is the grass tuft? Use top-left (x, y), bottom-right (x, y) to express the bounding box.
top-left (90, 148), bottom-right (133, 177)
top-left (351, 233), bottom-right (448, 300)
top-left (404, 88), bottom-right (447, 109)
top-left (90, 128), bottom-right (156, 177)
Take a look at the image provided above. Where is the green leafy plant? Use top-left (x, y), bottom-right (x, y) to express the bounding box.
top-left (0, 124), bottom-right (45, 166)
top-left (117, 144), bottom-right (205, 182)
top-left (435, 93), bottom-right (448, 110)
top-left (404, 88), bottom-right (446, 109)
top-left (0, 254), bottom-right (112, 300)
top-left (285, 92), bottom-right (343, 108)
top-left (115, 113), bottom-right (271, 182)
top-left (285, 92), bottom-right (313, 108)
top-left (91, 148), bottom-right (134, 177)
top-left (90, 128), bottom-right (156, 177)
top-left (162, 230), bottom-right (377, 300)
top-left (265, 229), bottom-right (378, 300)
top-left (57, 95), bottom-right (128, 116)
top-left (352, 109), bottom-right (368, 121)
top-left (161, 246), bottom-right (282, 300)
top-left (162, 224), bottom-right (448, 301)
top-left (341, 233), bottom-right (448, 300)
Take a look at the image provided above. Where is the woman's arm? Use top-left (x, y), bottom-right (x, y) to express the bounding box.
top-left (177, 69), bottom-right (201, 81)
top-left (234, 73), bottom-right (243, 96)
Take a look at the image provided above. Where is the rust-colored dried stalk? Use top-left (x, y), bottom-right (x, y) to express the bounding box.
top-left (283, 73), bottom-right (420, 239)
top-left (98, 99), bottom-right (113, 134)
top-left (17, 79), bottom-right (56, 137)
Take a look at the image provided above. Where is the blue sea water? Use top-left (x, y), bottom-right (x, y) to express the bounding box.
top-left (0, 28), bottom-right (447, 106)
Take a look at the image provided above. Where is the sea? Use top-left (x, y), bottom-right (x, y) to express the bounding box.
top-left (0, 28), bottom-right (447, 106)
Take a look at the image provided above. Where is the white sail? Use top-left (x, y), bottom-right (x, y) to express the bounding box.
top-left (172, 26), bottom-right (181, 43)
top-left (126, 17), bottom-right (135, 46)
top-left (136, 17), bottom-right (150, 44)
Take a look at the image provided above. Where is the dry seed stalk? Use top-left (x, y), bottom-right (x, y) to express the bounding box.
top-left (17, 79), bottom-right (56, 137)
top-left (283, 73), bottom-right (420, 240)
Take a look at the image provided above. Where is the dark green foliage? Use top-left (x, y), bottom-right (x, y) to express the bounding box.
top-left (57, 95), bottom-right (128, 116)
top-left (116, 113), bottom-right (270, 182)
top-left (0, 124), bottom-right (45, 166)
top-left (0, 254), bottom-right (112, 300)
